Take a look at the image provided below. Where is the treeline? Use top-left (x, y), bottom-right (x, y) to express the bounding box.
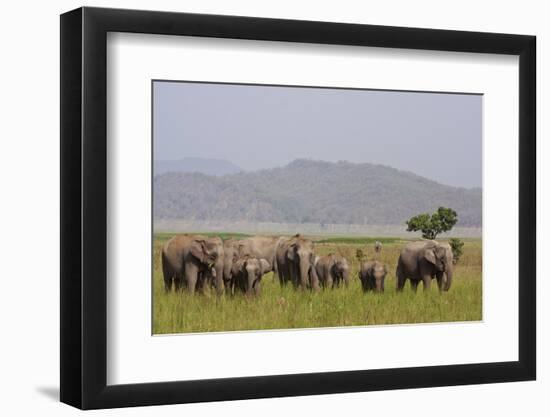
top-left (153, 159), bottom-right (482, 227)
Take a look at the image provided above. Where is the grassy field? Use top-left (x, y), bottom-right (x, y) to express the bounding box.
top-left (152, 234), bottom-right (482, 334)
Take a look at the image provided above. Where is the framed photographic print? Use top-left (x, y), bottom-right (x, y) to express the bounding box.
top-left (60, 6), bottom-right (536, 409)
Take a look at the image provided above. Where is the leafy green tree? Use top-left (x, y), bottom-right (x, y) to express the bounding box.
top-left (406, 207), bottom-right (458, 239)
top-left (449, 238), bottom-right (464, 264)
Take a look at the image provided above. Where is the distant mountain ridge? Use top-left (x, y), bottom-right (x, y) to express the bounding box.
top-left (153, 159), bottom-right (482, 227)
top-left (154, 157), bottom-right (242, 177)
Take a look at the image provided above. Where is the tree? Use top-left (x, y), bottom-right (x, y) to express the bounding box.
top-left (406, 207), bottom-right (458, 239)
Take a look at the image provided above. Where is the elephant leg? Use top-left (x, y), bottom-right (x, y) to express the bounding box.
top-left (277, 261), bottom-right (287, 287)
top-left (436, 272), bottom-right (445, 292)
top-left (309, 265), bottom-right (320, 292)
top-left (196, 278), bottom-right (205, 295)
top-left (164, 276), bottom-right (172, 292)
top-left (279, 265), bottom-right (288, 287)
top-left (224, 278), bottom-right (233, 296)
top-left (294, 266), bottom-right (302, 289)
top-left (235, 273), bottom-right (246, 294)
top-left (173, 274), bottom-right (183, 291)
top-left (197, 272), bottom-right (209, 295)
top-left (329, 270), bottom-right (337, 289)
top-left (282, 268), bottom-right (290, 286)
top-left (422, 275), bottom-right (431, 291)
top-left (277, 265), bottom-right (284, 286)
top-left (326, 274), bottom-right (334, 290)
top-left (239, 277), bottom-right (247, 294)
top-left (184, 262), bottom-right (199, 294)
top-left (396, 267), bottom-right (406, 292)
top-left (254, 281), bottom-right (262, 296)
top-left (410, 280), bottom-right (419, 292)
top-left (290, 264), bottom-right (299, 289)
top-left (162, 254), bottom-right (172, 292)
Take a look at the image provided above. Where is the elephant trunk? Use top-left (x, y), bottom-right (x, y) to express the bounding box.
top-left (223, 261), bottom-right (232, 283)
top-left (342, 268), bottom-right (350, 287)
top-left (299, 258), bottom-right (310, 290)
top-left (247, 270), bottom-right (256, 296)
top-left (309, 262), bottom-right (320, 291)
top-left (214, 261), bottom-right (224, 296)
top-left (443, 266), bottom-right (453, 291)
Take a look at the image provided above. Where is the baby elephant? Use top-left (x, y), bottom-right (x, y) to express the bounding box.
top-left (231, 256), bottom-right (271, 296)
top-left (359, 261), bottom-right (387, 292)
top-left (315, 254), bottom-right (350, 288)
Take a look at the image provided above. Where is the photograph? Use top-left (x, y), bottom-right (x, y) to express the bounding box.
top-left (55, 5), bottom-right (537, 410)
top-left (152, 80), bottom-right (483, 334)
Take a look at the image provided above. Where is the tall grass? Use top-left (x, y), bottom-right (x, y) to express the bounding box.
top-left (152, 236), bottom-right (482, 334)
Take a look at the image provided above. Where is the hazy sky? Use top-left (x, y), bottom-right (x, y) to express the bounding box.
top-left (153, 81), bottom-right (482, 188)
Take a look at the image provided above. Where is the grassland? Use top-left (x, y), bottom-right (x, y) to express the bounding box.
top-left (152, 235), bottom-right (482, 334)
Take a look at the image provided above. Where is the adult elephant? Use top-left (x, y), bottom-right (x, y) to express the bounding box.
top-left (222, 239), bottom-right (242, 295)
top-left (396, 240), bottom-right (454, 292)
top-left (237, 236), bottom-right (280, 272)
top-left (275, 234), bottom-right (319, 291)
top-left (315, 254), bottom-right (350, 289)
top-left (161, 234), bottom-right (225, 295)
top-left (231, 256), bottom-right (271, 296)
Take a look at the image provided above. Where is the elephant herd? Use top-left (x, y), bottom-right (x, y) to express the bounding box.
top-left (161, 234), bottom-right (454, 296)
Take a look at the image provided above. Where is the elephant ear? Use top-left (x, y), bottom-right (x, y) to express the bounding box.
top-left (190, 239), bottom-right (207, 263)
top-left (287, 243), bottom-right (297, 261)
top-left (259, 258), bottom-right (270, 275)
top-left (423, 247), bottom-right (436, 265)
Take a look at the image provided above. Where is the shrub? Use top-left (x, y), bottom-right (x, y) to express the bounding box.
top-left (449, 238), bottom-right (464, 264)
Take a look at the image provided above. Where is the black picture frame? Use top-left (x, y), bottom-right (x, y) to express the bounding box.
top-left (60, 6), bottom-right (536, 410)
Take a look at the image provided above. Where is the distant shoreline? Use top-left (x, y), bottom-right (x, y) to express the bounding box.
top-left (153, 219), bottom-right (482, 238)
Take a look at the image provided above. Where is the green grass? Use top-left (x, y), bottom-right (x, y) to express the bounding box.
top-left (315, 236), bottom-right (399, 244)
top-left (152, 236), bottom-right (482, 334)
top-left (155, 231), bottom-right (252, 243)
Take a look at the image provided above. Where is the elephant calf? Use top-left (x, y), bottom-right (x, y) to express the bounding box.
top-left (230, 256), bottom-right (271, 296)
top-left (315, 254), bottom-right (350, 289)
top-left (359, 261), bottom-right (387, 292)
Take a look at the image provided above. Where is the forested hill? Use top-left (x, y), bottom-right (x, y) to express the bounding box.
top-left (153, 159), bottom-right (482, 227)
top-left (154, 157), bottom-right (242, 177)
